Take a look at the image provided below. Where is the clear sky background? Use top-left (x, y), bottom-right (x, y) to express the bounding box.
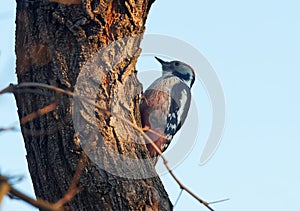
top-left (1, 1), bottom-right (300, 210)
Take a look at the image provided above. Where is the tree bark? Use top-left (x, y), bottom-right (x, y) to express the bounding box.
top-left (15, 0), bottom-right (172, 210)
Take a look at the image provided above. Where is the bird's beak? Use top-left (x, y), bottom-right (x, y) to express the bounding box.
top-left (155, 57), bottom-right (168, 65)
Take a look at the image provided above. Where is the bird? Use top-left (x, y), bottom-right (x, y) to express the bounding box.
top-left (140, 56), bottom-right (195, 162)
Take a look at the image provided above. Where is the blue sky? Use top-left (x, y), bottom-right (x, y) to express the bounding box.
top-left (1, 1), bottom-right (300, 210)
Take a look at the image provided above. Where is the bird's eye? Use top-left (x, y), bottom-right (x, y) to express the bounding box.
top-left (174, 62), bottom-right (180, 66)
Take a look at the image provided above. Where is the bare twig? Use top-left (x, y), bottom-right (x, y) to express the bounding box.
top-left (173, 188), bottom-right (183, 208)
top-left (9, 187), bottom-right (64, 211)
top-left (0, 177), bottom-right (10, 204)
top-left (1, 83), bottom-right (167, 140)
top-left (209, 198), bottom-right (230, 204)
top-left (53, 155), bottom-right (85, 208)
top-left (20, 101), bottom-right (58, 124)
top-left (0, 83), bottom-right (215, 210)
top-left (0, 175), bottom-right (64, 211)
top-left (0, 127), bottom-right (18, 133)
top-left (0, 84), bottom-right (14, 95)
top-left (0, 157), bottom-right (86, 210)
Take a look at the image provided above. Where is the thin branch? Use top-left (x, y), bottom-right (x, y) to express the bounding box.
top-left (20, 101), bottom-right (58, 124)
top-left (0, 127), bottom-right (18, 133)
top-left (53, 155), bottom-right (85, 208)
top-left (2, 83), bottom-right (168, 140)
top-left (0, 84), bottom-right (14, 95)
top-left (0, 175), bottom-right (64, 211)
top-left (9, 187), bottom-right (64, 211)
top-left (0, 178), bottom-right (10, 204)
top-left (0, 83), bottom-right (215, 211)
top-left (209, 198), bottom-right (230, 204)
top-left (173, 188), bottom-right (183, 208)
top-left (0, 156), bottom-right (86, 210)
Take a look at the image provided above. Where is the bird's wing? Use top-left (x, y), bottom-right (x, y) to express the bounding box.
top-left (164, 82), bottom-right (191, 138)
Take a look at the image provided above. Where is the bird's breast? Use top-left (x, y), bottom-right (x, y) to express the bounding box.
top-left (141, 76), bottom-right (183, 129)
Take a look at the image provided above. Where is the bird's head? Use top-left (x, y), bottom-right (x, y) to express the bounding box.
top-left (155, 57), bottom-right (195, 88)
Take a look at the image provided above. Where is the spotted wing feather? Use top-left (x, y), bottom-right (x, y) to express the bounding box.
top-left (164, 82), bottom-right (191, 140)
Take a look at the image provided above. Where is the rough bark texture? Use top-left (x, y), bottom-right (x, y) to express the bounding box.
top-left (15, 0), bottom-right (172, 210)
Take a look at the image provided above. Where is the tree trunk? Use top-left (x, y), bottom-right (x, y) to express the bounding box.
top-left (14, 0), bottom-right (172, 210)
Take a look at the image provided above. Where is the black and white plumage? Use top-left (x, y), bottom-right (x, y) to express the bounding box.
top-left (140, 57), bottom-right (195, 159)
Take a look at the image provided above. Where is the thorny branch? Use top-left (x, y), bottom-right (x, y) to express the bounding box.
top-left (0, 82), bottom-right (217, 211)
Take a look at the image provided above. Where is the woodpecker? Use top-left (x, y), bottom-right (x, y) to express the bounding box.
top-left (140, 57), bottom-right (195, 161)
